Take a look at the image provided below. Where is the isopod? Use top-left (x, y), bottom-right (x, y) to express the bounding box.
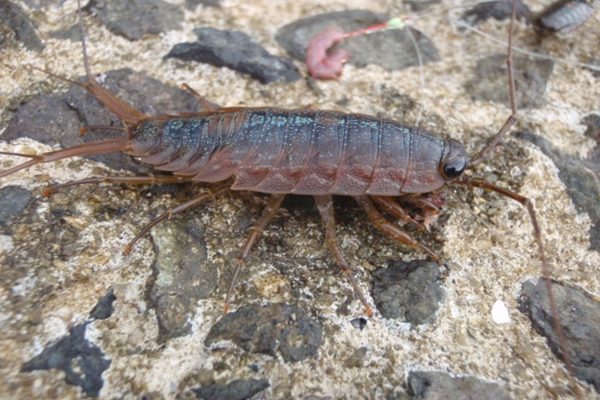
top-left (1, 0), bottom-right (595, 398)
top-left (534, 0), bottom-right (597, 38)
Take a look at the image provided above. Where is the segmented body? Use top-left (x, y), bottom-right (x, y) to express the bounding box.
top-left (534, 0), bottom-right (597, 37)
top-left (128, 108), bottom-right (466, 195)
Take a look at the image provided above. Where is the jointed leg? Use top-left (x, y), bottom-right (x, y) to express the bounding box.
top-left (370, 196), bottom-right (424, 231)
top-left (453, 175), bottom-right (575, 369)
top-left (354, 195), bottom-right (438, 261)
top-left (224, 194), bottom-right (286, 313)
top-left (401, 192), bottom-right (446, 226)
top-left (124, 184), bottom-right (230, 254)
top-left (314, 194), bottom-right (373, 316)
top-left (180, 83), bottom-right (221, 111)
top-left (44, 174), bottom-right (193, 196)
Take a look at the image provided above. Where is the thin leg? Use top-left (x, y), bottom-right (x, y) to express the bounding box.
top-left (402, 192), bottom-right (446, 226)
top-left (44, 174), bottom-right (193, 196)
top-left (314, 194), bottom-right (373, 316)
top-left (370, 196), bottom-right (424, 231)
top-left (124, 184), bottom-right (230, 254)
top-left (79, 125), bottom-right (126, 136)
top-left (402, 193), bottom-right (443, 214)
top-left (453, 175), bottom-right (576, 373)
top-left (224, 194), bottom-right (286, 313)
top-left (354, 195), bottom-right (438, 261)
top-left (180, 83), bottom-right (221, 111)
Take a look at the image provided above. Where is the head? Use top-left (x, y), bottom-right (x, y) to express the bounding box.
top-left (439, 138), bottom-right (468, 182)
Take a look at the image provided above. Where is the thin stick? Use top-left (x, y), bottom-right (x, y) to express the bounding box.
top-left (77, 0), bottom-right (91, 80)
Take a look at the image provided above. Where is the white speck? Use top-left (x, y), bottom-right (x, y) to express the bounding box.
top-left (492, 300), bottom-right (511, 324)
top-left (0, 235), bottom-right (14, 253)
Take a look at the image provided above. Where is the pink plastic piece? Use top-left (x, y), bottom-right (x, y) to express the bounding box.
top-left (306, 28), bottom-right (351, 80)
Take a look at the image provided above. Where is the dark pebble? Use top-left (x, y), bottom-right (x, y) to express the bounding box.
top-left (0, 0), bottom-right (44, 52)
top-left (371, 259), bottom-right (445, 324)
top-left (350, 317), bottom-right (367, 330)
top-left (515, 130), bottom-right (600, 251)
top-left (193, 378), bottom-right (270, 400)
top-left (205, 303), bottom-right (322, 362)
top-left (407, 370), bottom-right (511, 399)
top-left (3, 69), bottom-right (205, 174)
top-left (0, 185), bottom-right (31, 225)
top-left (165, 27), bottom-right (301, 84)
top-left (21, 322), bottom-right (111, 397)
top-left (89, 287), bottom-right (117, 320)
top-left (84, 0), bottom-right (183, 40)
top-left (519, 279), bottom-right (600, 393)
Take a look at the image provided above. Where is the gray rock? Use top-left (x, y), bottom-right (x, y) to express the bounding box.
top-left (465, 55), bottom-right (554, 109)
top-left (185, 0), bottom-right (220, 10)
top-left (193, 378), bottom-right (270, 400)
top-left (372, 259), bottom-right (445, 324)
top-left (0, 185), bottom-right (31, 225)
top-left (21, 324), bottom-right (111, 397)
top-left (515, 130), bottom-right (600, 251)
top-left (343, 346), bottom-right (368, 368)
top-left (583, 113), bottom-right (600, 169)
top-left (205, 303), bottom-right (322, 362)
top-left (407, 371), bottom-right (511, 400)
top-left (0, 0), bottom-right (44, 52)
top-left (519, 279), bottom-right (600, 393)
top-left (21, 0), bottom-right (67, 8)
top-left (149, 218), bottom-right (217, 342)
top-left (275, 10), bottom-right (440, 72)
top-left (85, 0), bottom-right (184, 40)
top-left (461, 0), bottom-right (531, 26)
top-left (165, 28), bottom-right (301, 84)
top-left (3, 69), bottom-right (206, 174)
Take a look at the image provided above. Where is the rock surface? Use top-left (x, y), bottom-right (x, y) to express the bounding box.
top-left (275, 10), bottom-right (440, 72)
top-left (0, 0), bottom-right (599, 398)
top-left (407, 370), bottom-right (511, 399)
top-left (166, 27), bottom-right (301, 83)
top-left (519, 279), bottom-right (600, 393)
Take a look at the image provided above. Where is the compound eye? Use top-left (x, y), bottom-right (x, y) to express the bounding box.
top-left (443, 158), bottom-right (467, 180)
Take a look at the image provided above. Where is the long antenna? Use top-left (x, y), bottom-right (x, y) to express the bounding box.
top-left (77, 0), bottom-right (92, 80)
top-left (467, 0), bottom-right (518, 167)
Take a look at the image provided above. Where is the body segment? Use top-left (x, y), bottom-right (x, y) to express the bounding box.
top-left (127, 108), bottom-right (465, 196)
top-left (534, 0), bottom-right (596, 37)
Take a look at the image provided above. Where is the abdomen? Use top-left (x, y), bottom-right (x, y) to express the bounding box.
top-left (128, 107), bottom-right (448, 196)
